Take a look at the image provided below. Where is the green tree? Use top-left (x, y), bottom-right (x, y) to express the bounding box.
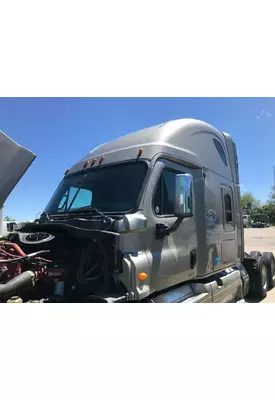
top-left (262, 186), bottom-right (275, 224)
top-left (240, 192), bottom-right (261, 214)
top-left (269, 185), bottom-right (275, 201)
top-left (4, 216), bottom-right (15, 221)
top-left (262, 202), bottom-right (275, 224)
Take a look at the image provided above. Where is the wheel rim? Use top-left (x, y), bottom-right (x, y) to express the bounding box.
top-left (262, 264), bottom-right (268, 290)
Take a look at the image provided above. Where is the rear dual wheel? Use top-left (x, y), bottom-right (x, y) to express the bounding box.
top-left (249, 251), bottom-right (275, 298)
top-left (262, 252), bottom-right (275, 289)
top-left (255, 256), bottom-right (268, 298)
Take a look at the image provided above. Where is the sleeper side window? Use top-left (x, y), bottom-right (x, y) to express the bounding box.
top-left (222, 186), bottom-right (234, 231)
top-left (224, 193), bottom-right (232, 224)
top-left (213, 139), bottom-right (228, 167)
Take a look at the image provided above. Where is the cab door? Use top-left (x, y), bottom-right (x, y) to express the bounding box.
top-left (143, 158), bottom-right (197, 292)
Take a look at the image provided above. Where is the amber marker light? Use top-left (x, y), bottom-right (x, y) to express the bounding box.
top-left (137, 148), bottom-right (144, 158)
top-left (138, 272), bottom-right (148, 281)
top-left (99, 156), bottom-right (105, 165)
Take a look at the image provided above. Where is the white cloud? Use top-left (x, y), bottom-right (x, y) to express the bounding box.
top-left (256, 109), bottom-right (265, 119)
top-left (256, 109), bottom-right (272, 119)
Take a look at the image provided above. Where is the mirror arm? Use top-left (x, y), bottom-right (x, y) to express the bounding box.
top-left (156, 216), bottom-right (185, 239)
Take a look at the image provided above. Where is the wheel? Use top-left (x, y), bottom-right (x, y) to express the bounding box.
top-left (254, 256), bottom-right (268, 299)
top-left (262, 252), bottom-right (275, 289)
top-left (249, 251), bottom-right (262, 260)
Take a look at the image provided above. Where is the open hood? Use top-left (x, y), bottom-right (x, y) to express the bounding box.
top-left (0, 130), bottom-right (36, 207)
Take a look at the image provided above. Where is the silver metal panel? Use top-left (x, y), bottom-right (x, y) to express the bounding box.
top-left (213, 270), bottom-right (243, 302)
top-left (183, 293), bottom-right (212, 303)
top-left (67, 119), bottom-right (233, 181)
top-left (0, 130), bottom-right (36, 207)
top-left (152, 284), bottom-right (195, 303)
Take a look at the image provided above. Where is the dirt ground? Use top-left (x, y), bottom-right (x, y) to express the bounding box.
top-left (244, 227), bottom-right (275, 303)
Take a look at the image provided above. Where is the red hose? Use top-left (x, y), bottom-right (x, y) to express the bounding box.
top-left (0, 242), bottom-right (26, 278)
top-left (0, 242), bottom-right (52, 282)
top-left (1, 242), bottom-right (26, 257)
top-left (0, 248), bottom-right (19, 258)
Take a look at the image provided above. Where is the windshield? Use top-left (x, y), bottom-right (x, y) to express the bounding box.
top-left (44, 161), bottom-right (148, 214)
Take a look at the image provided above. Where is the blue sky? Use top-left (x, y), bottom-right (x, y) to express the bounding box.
top-left (0, 97), bottom-right (274, 221)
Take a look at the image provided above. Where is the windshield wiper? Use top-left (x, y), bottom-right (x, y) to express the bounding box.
top-left (35, 211), bottom-right (54, 222)
top-left (68, 206), bottom-right (113, 223)
top-left (41, 212), bottom-right (53, 221)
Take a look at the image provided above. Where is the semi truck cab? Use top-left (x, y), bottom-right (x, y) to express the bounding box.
top-left (35, 119), bottom-right (246, 301)
top-left (0, 119), bottom-right (274, 303)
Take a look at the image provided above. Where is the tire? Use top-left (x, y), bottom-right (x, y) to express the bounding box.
top-left (262, 252), bottom-right (275, 289)
top-left (249, 251), bottom-right (262, 260)
top-left (254, 256), bottom-right (268, 299)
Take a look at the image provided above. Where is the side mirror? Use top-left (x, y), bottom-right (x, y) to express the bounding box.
top-left (174, 174), bottom-right (193, 217)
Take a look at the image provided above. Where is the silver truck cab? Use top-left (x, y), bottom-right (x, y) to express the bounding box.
top-left (42, 118), bottom-right (243, 301)
top-left (3, 120), bottom-right (275, 303)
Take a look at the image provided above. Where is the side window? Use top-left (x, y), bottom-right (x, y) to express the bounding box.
top-left (224, 193), bottom-right (232, 224)
top-left (153, 169), bottom-right (178, 216)
top-left (213, 139), bottom-right (228, 167)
